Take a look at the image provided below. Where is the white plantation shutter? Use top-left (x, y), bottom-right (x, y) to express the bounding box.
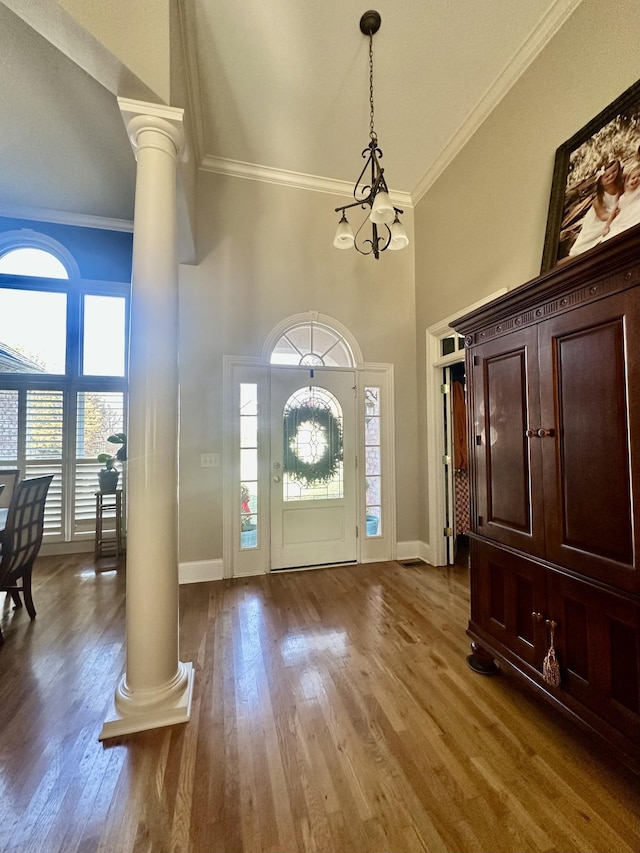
top-left (26, 390), bottom-right (64, 458)
top-left (24, 461), bottom-right (63, 535)
top-left (0, 388), bottom-right (18, 462)
top-left (75, 391), bottom-right (125, 534)
top-left (0, 387), bottom-right (127, 542)
top-left (25, 389), bottom-right (64, 536)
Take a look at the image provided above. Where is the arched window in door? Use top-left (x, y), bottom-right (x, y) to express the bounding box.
top-left (283, 386), bottom-right (344, 501)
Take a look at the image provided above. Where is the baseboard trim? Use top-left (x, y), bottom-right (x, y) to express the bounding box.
top-left (41, 540), bottom-right (95, 557)
top-left (396, 540), bottom-right (437, 567)
top-left (178, 559), bottom-right (224, 584)
top-left (177, 546), bottom-right (439, 583)
top-left (42, 548), bottom-right (439, 576)
top-left (417, 540), bottom-right (436, 567)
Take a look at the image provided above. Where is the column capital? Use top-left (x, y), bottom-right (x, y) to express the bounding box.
top-left (118, 97), bottom-right (185, 160)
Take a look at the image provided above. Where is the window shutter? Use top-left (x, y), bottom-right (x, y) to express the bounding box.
top-left (75, 391), bottom-right (125, 532)
top-left (25, 390), bottom-right (64, 535)
top-left (0, 389), bottom-right (19, 463)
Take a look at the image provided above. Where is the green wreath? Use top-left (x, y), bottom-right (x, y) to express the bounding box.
top-left (283, 403), bottom-right (343, 486)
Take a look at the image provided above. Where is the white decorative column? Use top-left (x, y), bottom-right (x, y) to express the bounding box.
top-left (100, 99), bottom-right (193, 739)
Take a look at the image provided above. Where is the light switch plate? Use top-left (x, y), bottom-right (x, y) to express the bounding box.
top-left (200, 453), bottom-right (220, 468)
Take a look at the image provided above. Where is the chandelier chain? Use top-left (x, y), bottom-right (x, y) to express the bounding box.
top-left (332, 11), bottom-right (408, 258)
top-left (368, 33), bottom-right (377, 143)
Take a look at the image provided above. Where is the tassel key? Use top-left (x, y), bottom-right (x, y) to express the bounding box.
top-left (543, 619), bottom-right (561, 687)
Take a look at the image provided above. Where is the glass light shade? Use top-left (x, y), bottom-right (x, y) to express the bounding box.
top-left (370, 190), bottom-right (395, 225)
top-left (388, 217), bottom-right (409, 250)
top-left (333, 215), bottom-right (355, 249)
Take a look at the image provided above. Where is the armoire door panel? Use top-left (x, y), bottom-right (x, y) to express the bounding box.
top-left (472, 328), bottom-right (544, 555)
top-left (539, 292), bottom-right (640, 592)
top-left (547, 573), bottom-right (640, 744)
top-left (472, 540), bottom-right (545, 667)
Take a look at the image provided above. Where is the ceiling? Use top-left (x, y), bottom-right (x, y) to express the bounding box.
top-left (0, 0), bottom-right (582, 225)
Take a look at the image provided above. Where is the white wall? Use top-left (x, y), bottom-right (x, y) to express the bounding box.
top-left (178, 171), bottom-right (417, 564)
top-left (413, 0), bottom-right (640, 546)
top-left (57, 0), bottom-right (171, 102)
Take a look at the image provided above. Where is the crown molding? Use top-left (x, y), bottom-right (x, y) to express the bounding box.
top-left (412, 0), bottom-right (584, 203)
top-left (175, 0), bottom-right (206, 168)
top-left (0, 204), bottom-right (133, 232)
top-left (197, 0), bottom-right (580, 210)
top-left (200, 155), bottom-right (413, 208)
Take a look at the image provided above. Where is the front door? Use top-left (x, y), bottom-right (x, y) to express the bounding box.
top-left (270, 367), bottom-right (356, 570)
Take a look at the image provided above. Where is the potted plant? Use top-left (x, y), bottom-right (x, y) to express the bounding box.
top-left (240, 483), bottom-right (257, 547)
top-left (97, 432), bottom-right (127, 493)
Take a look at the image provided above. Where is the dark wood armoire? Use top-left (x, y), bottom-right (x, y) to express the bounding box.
top-left (451, 226), bottom-right (640, 774)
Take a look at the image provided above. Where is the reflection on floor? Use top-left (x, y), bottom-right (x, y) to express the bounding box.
top-left (0, 552), bottom-right (638, 852)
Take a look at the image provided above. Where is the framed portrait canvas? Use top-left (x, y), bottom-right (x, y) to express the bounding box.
top-left (541, 79), bottom-right (640, 272)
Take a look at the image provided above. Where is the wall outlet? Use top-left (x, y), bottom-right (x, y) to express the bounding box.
top-left (201, 453), bottom-right (220, 468)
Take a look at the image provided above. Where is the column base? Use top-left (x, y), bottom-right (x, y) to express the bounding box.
top-left (99, 661), bottom-right (194, 740)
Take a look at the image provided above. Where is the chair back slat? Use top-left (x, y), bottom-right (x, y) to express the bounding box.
top-left (0, 469), bottom-right (21, 509)
top-left (0, 475), bottom-right (53, 582)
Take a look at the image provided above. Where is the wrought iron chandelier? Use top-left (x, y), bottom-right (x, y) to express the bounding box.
top-left (333, 10), bottom-right (409, 259)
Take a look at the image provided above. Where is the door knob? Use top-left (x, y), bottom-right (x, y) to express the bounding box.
top-left (537, 428), bottom-right (555, 437)
top-left (525, 429), bottom-right (537, 438)
top-left (273, 475), bottom-right (281, 483)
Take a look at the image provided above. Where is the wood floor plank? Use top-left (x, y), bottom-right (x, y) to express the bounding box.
top-left (1, 556), bottom-right (639, 853)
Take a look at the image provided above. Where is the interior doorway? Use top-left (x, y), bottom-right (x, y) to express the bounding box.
top-left (426, 290), bottom-right (506, 568)
top-left (443, 361), bottom-right (469, 567)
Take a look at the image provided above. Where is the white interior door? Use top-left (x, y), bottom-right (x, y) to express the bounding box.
top-left (270, 367), bottom-right (356, 570)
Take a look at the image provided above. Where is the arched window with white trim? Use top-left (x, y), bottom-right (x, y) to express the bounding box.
top-left (0, 229), bottom-right (130, 546)
top-left (265, 313), bottom-right (362, 368)
top-left (271, 321), bottom-right (354, 367)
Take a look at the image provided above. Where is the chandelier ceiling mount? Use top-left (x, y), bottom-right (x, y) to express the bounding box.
top-left (359, 9), bottom-right (381, 36)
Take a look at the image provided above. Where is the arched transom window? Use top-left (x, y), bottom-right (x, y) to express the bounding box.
top-left (270, 321), bottom-right (355, 367)
top-left (0, 247), bottom-right (69, 279)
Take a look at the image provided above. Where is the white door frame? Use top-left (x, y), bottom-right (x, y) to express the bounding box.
top-left (442, 363), bottom-right (456, 565)
top-left (223, 357), bottom-right (396, 578)
top-left (426, 290), bottom-right (506, 567)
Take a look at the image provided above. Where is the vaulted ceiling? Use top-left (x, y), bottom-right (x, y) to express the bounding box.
top-left (0, 0), bottom-right (583, 225)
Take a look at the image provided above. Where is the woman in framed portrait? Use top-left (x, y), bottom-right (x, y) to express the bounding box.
top-left (602, 163), bottom-right (640, 241)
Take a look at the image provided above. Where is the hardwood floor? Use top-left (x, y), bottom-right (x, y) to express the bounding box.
top-left (0, 554), bottom-right (638, 853)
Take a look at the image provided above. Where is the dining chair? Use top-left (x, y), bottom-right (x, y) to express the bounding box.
top-left (0, 469), bottom-right (21, 510)
top-left (0, 475), bottom-right (53, 645)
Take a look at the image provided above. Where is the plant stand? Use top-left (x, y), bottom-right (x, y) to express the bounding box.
top-left (95, 490), bottom-right (124, 558)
